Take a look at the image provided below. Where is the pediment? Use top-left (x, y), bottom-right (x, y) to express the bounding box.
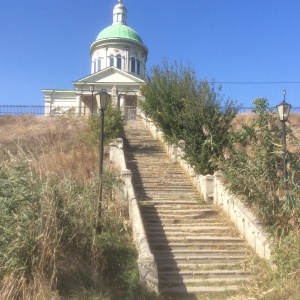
top-left (74, 67), bottom-right (145, 85)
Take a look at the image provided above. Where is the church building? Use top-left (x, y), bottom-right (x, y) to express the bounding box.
top-left (42, 0), bottom-right (148, 119)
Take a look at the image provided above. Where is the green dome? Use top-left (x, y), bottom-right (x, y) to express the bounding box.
top-left (96, 24), bottom-right (143, 44)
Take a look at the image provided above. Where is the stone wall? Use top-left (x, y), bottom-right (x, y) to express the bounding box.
top-left (109, 138), bottom-right (158, 293)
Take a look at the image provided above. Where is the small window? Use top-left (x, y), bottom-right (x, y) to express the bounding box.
top-left (110, 55), bottom-right (114, 67)
top-left (136, 59), bottom-right (141, 75)
top-left (117, 55), bottom-right (122, 69)
top-left (97, 58), bottom-right (101, 71)
top-left (130, 57), bottom-right (135, 73)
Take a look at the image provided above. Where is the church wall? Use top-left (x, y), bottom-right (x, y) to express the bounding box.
top-left (91, 44), bottom-right (146, 78)
top-left (43, 92), bottom-right (78, 115)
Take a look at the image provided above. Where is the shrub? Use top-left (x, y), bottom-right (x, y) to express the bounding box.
top-left (141, 59), bottom-right (239, 175)
top-left (83, 103), bottom-right (126, 146)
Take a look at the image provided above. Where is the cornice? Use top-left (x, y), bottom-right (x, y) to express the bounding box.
top-left (90, 38), bottom-right (148, 56)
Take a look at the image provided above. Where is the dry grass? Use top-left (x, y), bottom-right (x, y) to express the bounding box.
top-left (0, 115), bottom-right (126, 299)
top-left (232, 112), bottom-right (300, 136)
top-left (0, 115), bottom-right (100, 181)
top-left (232, 113), bottom-right (300, 155)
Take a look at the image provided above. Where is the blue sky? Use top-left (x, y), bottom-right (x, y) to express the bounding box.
top-left (0, 0), bottom-right (299, 108)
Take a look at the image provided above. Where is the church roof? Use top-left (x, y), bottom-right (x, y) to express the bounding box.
top-left (96, 24), bottom-right (143, 44)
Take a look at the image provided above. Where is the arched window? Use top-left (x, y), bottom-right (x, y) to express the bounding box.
top-left (136, 59), bottom-right (141, 75)
top-left (110, 55), bottom-right (114, 67)
top-left (97, 58), bottom-right (101, 71)
top-left (130, 57), bottom-right (135, 73)
top-left (117, 54), bottom-right (122, 69)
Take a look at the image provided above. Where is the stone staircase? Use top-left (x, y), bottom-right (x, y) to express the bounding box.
top-left (123, 119), bottom-right (252, 299)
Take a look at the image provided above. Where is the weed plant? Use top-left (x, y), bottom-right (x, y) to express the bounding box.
top-left (222, 98), bottom-right (300, 235)
top-left (221, 98), bottom-right (300, 299)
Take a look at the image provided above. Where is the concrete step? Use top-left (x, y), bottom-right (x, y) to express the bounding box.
top-left (164, 284), bottom-right (241, 293)
top-left (143, 218), bottom-right (222, 225)
top-left (145, 227), bottom-right (232, 235)
top-left (139, 200), bottom-right (204, 205)
top-left (155, 255), bottom-right (248, 265)
top-left (151, 242), bottom-right (247, 251)
top-left (123, 120), bottom-right (252, 298)
top-left (154, 249), bottom-right (249, 257)
top-left (157, 262), bottom-right (249, 272)
top-left (159, 269), bottom-right (250, 279)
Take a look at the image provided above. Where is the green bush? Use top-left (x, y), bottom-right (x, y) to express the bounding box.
top-left (83, 103), bottom-right (126, 145)
top-left (141, 60), bottom-right (239, 174)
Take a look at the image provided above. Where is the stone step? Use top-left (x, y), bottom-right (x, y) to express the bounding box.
top-left (143, 218), bottom-right (221, 225)
top-left (154, 249), bottom-right (248, 257)
top-left (151, 242), bottom-right (247, 251)
top-left (157, 262), bottom-right (249, 272)
top-left (163, 284), bottom-right (241, 294)
top-left (145, 226), bottom-right (232, 234)
top-left (139, 203), bottom-right (213, 208)
top-left (159, 269), bottom-right (250, 279)
top-left (142, 207), bottom-right (218, 214)
top-left (140, 207), bottom-right (219, 214)
top-left (123, 120), bottom-right (252, 298)
top-left (144, 223), bottom-right (229, 229)
top-left (139, 200), bottom-right (204, 205)
top-left (155, 255), bottom-right (248, 265)
top-left (147, 236), bottom-right (245, 244)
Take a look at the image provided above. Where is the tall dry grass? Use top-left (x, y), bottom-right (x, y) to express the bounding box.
top-left (0, 115), bottom-right (151, 300)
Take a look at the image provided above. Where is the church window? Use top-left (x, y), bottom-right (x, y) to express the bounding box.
top-left (136, 59), bottom-right (141, 75)
top-left (117, 54), bottom-right (122, 69)
top-left (97, 58), bottom-right (101, 71)
top-left (130, 57), bottom-right (135, 73)
top-left (110, 55), bottom-right (114, 67)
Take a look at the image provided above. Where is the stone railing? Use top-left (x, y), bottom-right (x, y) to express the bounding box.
top-left (109, 138), bottom-right (158, 293)
top-left (214, 171), bottom-right (271, 259)
top-left (140, 112), bottom-right (271, 260)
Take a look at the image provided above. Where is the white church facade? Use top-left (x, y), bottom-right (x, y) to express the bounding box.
top-left (42, 0), bottom-right (148, 119)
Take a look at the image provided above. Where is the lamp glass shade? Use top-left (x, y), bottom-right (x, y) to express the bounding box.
top-left (276, 101), bottom-right (291, 122)
top-left (95, 90), bottom-right (109, 110)
top-left (90, 85), bottom-right (95, 92)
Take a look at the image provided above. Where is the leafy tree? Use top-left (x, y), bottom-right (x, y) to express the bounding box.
top-left (84, 103), bottom-right (126, 145)
top-left (141, 60), bottom-right (238, 174)
top-left (222, 98), bottom-right (300, 236)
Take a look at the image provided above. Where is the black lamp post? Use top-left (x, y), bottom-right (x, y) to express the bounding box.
top-left (95, 89), bottom-right (109, 219)
top-left (90, 85), bottom-right (95, 114)
top-left (276, 90), bottom-right (291, 186)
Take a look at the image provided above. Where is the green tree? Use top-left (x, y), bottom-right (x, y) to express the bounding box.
top-left (141, 60), bottom-right (238, 174)
top-left (84, 103), bottom-right (126, 145)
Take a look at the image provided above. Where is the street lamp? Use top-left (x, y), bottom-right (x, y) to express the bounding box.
top-left (276, 90), bottom-right (291, 186)
top-left (95, 89), bottom-right (110, 220)
top-left (90, 85), bottom-right (95, 114)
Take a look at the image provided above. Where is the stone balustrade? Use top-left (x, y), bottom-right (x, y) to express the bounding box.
top-left (140, 112), bottom-right (271, 260)
top-left (109, 139), bottom-right (158, 293)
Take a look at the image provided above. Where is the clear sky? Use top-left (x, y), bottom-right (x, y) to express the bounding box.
top-left (0, 0), bottom-right (299, 108)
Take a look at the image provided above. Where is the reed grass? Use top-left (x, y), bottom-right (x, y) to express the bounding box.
top-left (0, 115), bottom-right (159, 300)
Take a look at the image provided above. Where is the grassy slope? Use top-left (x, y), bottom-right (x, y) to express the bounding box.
top-left (0, 115), bottom-right (159, 300)
top-left (1, 114), bottom-right (299, 299)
